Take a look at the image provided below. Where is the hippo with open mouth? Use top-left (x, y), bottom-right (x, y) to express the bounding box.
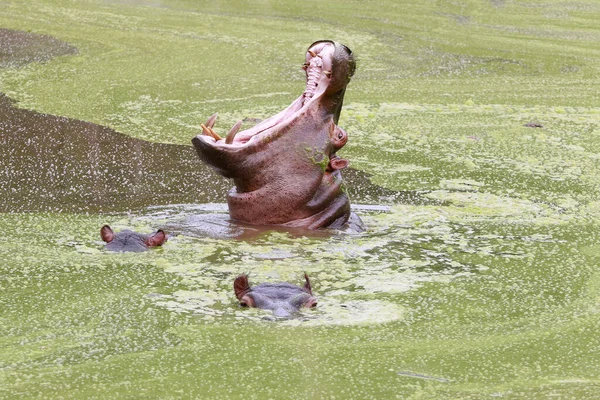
top-left (192, 40), bottom-right (361, 230)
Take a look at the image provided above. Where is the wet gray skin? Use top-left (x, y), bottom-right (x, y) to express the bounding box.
top-left (234, 274), bottom-right (317, 318)
top-left (193, 40), bottom-right (359, 230)
top-left (100, 225), bottom-right (167, 252)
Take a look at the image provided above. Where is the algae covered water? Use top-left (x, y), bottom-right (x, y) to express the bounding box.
top-left (1, 0), bottom-right (600, 398)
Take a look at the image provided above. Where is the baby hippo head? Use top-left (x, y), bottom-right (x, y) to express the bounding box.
top-left (234, 273), bottom-right (317, 318)
top-left (101, 225), bottom-right (167, 252)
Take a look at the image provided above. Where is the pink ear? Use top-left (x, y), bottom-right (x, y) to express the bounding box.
top-left (327, 156), bottom-right (349, 172)
top-left (146, 230), bottom-right (167, 247)
top-left (234, 274), bottom-right (251, 300)
top-left (331, 157), bottom-right (348, 170)
top-left (101, 225), bottom-right (114, 243)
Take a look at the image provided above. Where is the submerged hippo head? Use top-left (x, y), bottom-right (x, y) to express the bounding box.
top-left (234, 273), bottom-right (317, 318)
top-left (193, 40), bottom-right (356, 229)
top-left (101, 225), bottom-right (167, 252)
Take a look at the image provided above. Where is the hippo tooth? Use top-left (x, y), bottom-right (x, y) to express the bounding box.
top-left (200, 123), bottom-right (211, 137)
top-left (303, 56), bottom-right (324, 104)
top-left (308, 49), bottom-right (317, 57)
top-left (323, 70), bottom-right (332, 77)
top-left (225, 120), bottom-right (243, 144)
top-left (205, 112), bottom-right (218, 129)
top-left (201, 123), bottom-right (222, 141)
top-left (208, 126), bottom-right (222, 140)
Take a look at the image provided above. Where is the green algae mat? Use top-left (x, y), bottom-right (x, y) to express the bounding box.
top-left (2, 0), bottom-right (600, 398)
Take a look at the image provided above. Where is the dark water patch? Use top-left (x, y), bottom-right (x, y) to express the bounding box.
top-left (344, 168), bottom-right (442, 206)
top-left (0, 93), bottom-right (230, 213)
top-left (0, 28), bottom-right (77, 68)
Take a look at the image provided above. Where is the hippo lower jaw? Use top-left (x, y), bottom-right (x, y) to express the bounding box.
top-left (192, 40), bottom-right (356, 229)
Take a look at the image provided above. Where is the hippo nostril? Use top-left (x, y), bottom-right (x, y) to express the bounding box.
top-left (331, 126), bottom-right (347, 148)
top-left (305, 298), bottom-right (318, 308)
top-left (273, 308), bottom-right (292, 318)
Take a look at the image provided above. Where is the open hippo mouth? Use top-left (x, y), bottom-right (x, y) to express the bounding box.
top-left (192, 40), bottom-right (358, 229)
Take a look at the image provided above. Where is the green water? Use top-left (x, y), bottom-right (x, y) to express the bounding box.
top-left (2, 0), bottom-right (600, 398)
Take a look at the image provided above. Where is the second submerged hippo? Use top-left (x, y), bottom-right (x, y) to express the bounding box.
top-left (234, 273), bottom-right (317, 318)
top-left (101, 225), bottom-right (167, 252)
top-left (193, 40), bottom-right (360, 230)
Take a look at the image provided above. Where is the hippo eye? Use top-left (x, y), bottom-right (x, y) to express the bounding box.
top-left (239, 302), bottom-right (248, 307)
top-left (337, 132), bottom-right (344, 140)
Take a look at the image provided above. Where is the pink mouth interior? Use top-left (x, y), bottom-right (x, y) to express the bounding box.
top-left (202, 42), bottom-right (335, 147)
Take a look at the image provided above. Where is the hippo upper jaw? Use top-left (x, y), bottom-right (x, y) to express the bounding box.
top-left (192, 40), bottom-right (355, 229)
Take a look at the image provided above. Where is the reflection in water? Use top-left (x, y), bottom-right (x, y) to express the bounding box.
top-left (139, 203), bottom-right (380, 240)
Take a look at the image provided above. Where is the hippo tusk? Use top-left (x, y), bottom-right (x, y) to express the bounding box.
top-left (205, 112), bottom-right (218, 129)
top-left (225, 120), bottom-right (243, 144)
top-left (308, 50), bottom-right (317, 57)
top-left (201, 124), bottom-right (222, 141)
top-left (323, 70), bottom-right (332, 77)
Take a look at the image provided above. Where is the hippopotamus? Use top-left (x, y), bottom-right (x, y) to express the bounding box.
top-left (234, 273), bottom-right (317, 318)
top-left (192, 40), bottom-right (360, 230)
top-left (100, 225), bottom-right (167, 252)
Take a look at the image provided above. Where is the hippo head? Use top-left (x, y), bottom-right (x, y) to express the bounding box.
top-left (101, 225), bottom-right (167, 252)
top-left (192, 40), bottom-right (356, 229)
top-left (234, 273), bottom-right (317, 318)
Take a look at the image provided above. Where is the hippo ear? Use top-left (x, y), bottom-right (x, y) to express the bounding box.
top-left (146, 230), bottom-right (167, 247)
top-left (327, 157), bottom-right (349, 172)
top-left (234, 274), bottom-right (252, 301)
top-left (302, 272), bottom-right (313, 295)
top-left (101, 225), bottom-right (114, 243)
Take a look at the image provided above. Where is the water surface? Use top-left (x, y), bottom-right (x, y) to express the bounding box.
top-left (1, 1), bottom-right (600, 398)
